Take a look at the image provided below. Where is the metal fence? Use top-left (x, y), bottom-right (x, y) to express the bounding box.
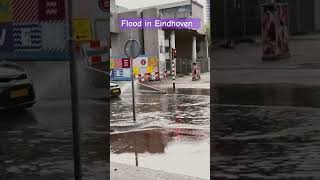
top-left (166, 58), bottom-right (209, 76)
top-left (176, 59), bottom-right (193, 75)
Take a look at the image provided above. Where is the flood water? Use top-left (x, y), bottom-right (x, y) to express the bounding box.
top-left (110, 86), bottom-right (210, 179)
top-left (212, 84), bottom-right (320, 179)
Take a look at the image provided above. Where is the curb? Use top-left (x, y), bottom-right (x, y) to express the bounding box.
top-left (110, 162), bottom-right (208, 180)
top-left (137, 83), bottom-right (167, 94)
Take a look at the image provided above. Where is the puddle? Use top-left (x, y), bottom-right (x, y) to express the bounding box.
top-left (110, 128), bottom-right (210, 179)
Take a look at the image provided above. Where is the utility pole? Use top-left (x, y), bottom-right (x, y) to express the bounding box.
top-left (67, 0), bottom-right (82, 179)
top-left (224, 0), bottom-right (228, 43)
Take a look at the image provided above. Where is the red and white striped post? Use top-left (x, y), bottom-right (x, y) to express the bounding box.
top-left (171, 48), bottom-right (177, 91)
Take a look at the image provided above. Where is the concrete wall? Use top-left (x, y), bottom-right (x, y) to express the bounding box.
top-left (197, 36), bottom-right (207, 59)
top-left (176, 34), bottom-right (192, 59)
top-left (160, 5), bottom-right (191, 18)
top-left (111, 11), bottom-right (142, 57)
top-left (142, 8), bottom-right (159, 57)
top-left (110, 0), bottom-right (116, 13)
top-left (300, 0), bottom-right (315, 33)
top-left (72, 0), bottom-right (108, 40)
top-left (214, 0), bottom-right (318, 37)
top-left (315, 0), bottom-right (320, 31)
top-left (110, 13), bottom-right (119, 33)
top-left (110, 33), bottom-right (121, 57)
top-left (158, 30), bottom-right (166, 72)
top-left (192, 2), bottom-right (205, 34)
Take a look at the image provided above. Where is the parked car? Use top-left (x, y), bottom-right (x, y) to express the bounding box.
top-left (0, 60), bottom-right (36, 110)
top-left (110, 81), bottom-right (121, 97)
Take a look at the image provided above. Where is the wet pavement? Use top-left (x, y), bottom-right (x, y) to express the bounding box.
top-left (0, 99), bottom-right (108, 180)
top-left (212, 83), bottom-right (320, 179)
top-left (0, 62), bottom-right (108, 180)
top-left (110, 83), bottom-right (210, 179)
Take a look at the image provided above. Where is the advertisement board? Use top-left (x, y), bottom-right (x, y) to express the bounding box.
top-left (110, 56), bottom-right (159, 81)
top-left (0, 0), bottom-right (71, 60)
top-left (73, 19), bottom-right (92, 41)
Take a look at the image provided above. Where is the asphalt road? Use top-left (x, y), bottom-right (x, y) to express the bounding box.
top-left (212, 71), bottom-right (320, 179)
top-left (0, 62), bottom-right (108, 180)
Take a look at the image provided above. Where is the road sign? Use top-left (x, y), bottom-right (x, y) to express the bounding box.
top-left (141, 59), bottom-right (146, 65)
top-left (73, 19), bottom-right (92, 41)
top-left (0, 0), bottom-right (12, 22)
top-left (99, 0), bottom-right (109, 12)
top-left (124, 39), bottom-right (141, 59)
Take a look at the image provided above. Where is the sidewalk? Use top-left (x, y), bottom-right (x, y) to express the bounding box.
top-left (139, 72), bottom-right (210, 90)
top-left (213, 33), bottom-right (320, 70)
top-left (110, 162), bottom-right (208, 180)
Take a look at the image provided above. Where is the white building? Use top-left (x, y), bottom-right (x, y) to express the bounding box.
top-left (110, 0), bottom-right (210, 75)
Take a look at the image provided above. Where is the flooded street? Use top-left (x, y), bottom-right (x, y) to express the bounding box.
top-left (212, 84), bottom-right (320, 179)
top-left (0, 99), bottom-right (108, 180)
top-left (110, 85), bottom-right (210, 179)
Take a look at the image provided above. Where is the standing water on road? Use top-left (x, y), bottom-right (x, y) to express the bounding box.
top-left (212, 84), bottom-right (320, 179)
top-left (110, 82), bottom-right (210, 179)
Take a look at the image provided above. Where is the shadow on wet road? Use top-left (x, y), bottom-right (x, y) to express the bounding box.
top-left (213, 84), bottom-right (320, 107)
top-left (212, 84), bottom-right (320, 179)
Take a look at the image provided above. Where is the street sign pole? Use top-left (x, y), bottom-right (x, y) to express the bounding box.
top-left (124, 39), bottom-right (141, 123)
top-left (67, 0), bottom-right (82, 179)
top-left (130, 57), bottom-right (136, 122)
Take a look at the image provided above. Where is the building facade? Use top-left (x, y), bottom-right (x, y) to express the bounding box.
top-left (213, 0), bottom-right (320, 39)
top-left (110, 0), bottom-right (209, 79)
top-left (206, 0), bottom-right (210, 23)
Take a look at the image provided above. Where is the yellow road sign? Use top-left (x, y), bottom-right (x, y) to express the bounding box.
top-left (73, 19), bottom-right (92, 41)
top-left (133, 67), bottom-right (139, 76)
top-left (0, 0), bottom-right (12, 22)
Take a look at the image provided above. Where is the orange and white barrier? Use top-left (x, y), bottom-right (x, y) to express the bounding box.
top-left (145, 73), bottom-right (150, 83)
top-left (163, 69), bottom-right (168, 81)
top-left (138, 73), bottom-right (142, 82)
top-left (81, 40), bottom-right (108, 66)
top-left (155, 71), bottom-right (160, 81)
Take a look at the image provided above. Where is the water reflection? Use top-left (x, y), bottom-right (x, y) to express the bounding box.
top-left (214, 84), bottom-right (320, 107)
top-left (111, 128), bottom-right (210, 179)
top-left (111, 130), bottom-right (166, 154)
top-left (111, 93), bottom-right (209, 131)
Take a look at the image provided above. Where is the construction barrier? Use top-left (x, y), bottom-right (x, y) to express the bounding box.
top-left (81, 40), bottom-right (108, 66)
top-left (145, 73), bottom-right (151, 83)
top-left (138, 73), bottom-right (142, 82)
top-left (163, 69), bottom-right (168, 81)
top-left (192, 62), bottom-right (201, 81)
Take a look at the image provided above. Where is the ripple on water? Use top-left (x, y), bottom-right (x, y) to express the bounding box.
top-left (212, 105), bottom-right (320, 179)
